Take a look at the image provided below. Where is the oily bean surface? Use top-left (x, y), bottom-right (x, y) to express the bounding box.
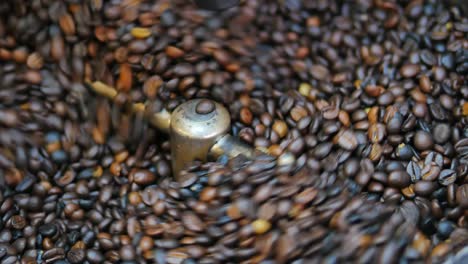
top-left (0, 1), bottom-right (467, 264)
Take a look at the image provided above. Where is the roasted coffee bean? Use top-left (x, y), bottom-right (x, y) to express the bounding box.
top-left (43, 248), bottom-right (65, 262)
top-left (437, 220), bottom-right (455, 240)
top-left (86, 249), bottom-right (104, 263)
top-left (414, 131), bottom-right (434, 151)
top-left (414, 181), bottom-right (437, 197)
top-left (388, 170), bottom-right (411, 188)
top-left (433, 124), bottom-right (451, 144)
top-left (67, 249), bottom-right (85, 264)
top-left (10, 215), bottom-right (26, 230)
top-left (438, 169), bottom-right (456, 186)
top-left (343, 158), bottom-right (359, 178)
top-left (182, 212), bottom-right (204, 233)
top-left (400, 64), bottom-right (421, 78)
top-left (456, 184), bottom-right (468, 209)
top-left (1, 1), bottom-right (467, 263)
top-left (119, 245), bottom-right (136, 261)
top-left (130, 169), bottom-right (156, 186)
top-left (38, 223), bottom-right (57, 237)
top-left (407, 161), bottom-right (421, 182)
top-left (337, 130), bottom-right (358, 151)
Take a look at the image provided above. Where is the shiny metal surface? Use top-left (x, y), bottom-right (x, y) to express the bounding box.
top-left (170, 99), bottom-right (230, 179)
top-left (87, 81), bottom-right (267, 181)
top-left (209, 134), bottom-right (258, 160)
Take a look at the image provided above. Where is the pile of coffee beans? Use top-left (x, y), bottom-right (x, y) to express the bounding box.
top-left (0, 0), bottom-right (467, 263)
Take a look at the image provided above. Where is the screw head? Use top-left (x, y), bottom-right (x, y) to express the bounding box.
top-left (195, 99), bottom-right (216, 115)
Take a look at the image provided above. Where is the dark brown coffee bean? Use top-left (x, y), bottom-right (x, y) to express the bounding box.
top-left (419, 75), bottom-right (432, 93)
top-left (276, 234), bottom-right (296, 263)
top-left (433, 124), bottom-right (451, 144)
top-left (67, 249), bottom-right (85, 264)
top-left (38, 223), bottom-right (57, 237)
top-left (294, 188), bottom-right (318, 204)
top-left (0, 110), bottom-right (18, 127)
top-left (406, 161), bottom-right (421, 182)
top-left (413, 131), bottom-right (434, 151)
top-left (43, 248), bottom-right (65, 262)
top-left (130, 169), bottom-right (156, 186)
top-left (182, 212), bottom-right (204, 232)
top-left (398, 200), bottom-right (420, 225)
top-left (414, 181), bottom-right (438, 196)
top-left (343, 158), bottom-right (359, 178)
top-left (377, 92), bottom-right (395, 106)
top-left (400, 64), bottom-right (421, 78)
top-left (456, 184), bottom-right (468, 209)
top-left (337, 130), bottom-right (358, 151)
top-left (313, 142), bottom-right (333, 159)
top-left (310, 65), bottom-right (329, 81)
top-left (86, 249), bottom-right (105, 263)
top-left (10, 215), bottom-right (26, 230)
top-left (119, 245), bottom-right (136, 261)
top-left (56, 170), bottom-right (76, 187)
top-left (438, 169), bottom-right (456, 186)
top-left (388, 170), bottom-right (411, 188)
top-left (288, 138), bottom-right (305, 155)
top-left (0, 1), bottom-right (466, 262)
top-left (1, 256), bottom-right (17, 264)
top-left (240, 107), bottom-right (253, 125)
top-left (420, 50), bottom-right (436, 66)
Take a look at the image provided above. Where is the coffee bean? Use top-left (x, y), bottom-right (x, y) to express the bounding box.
top-left (337, 130), bottom-right (358, 151)
top-left (406, 161), bottom-right (421, 182)
top-left (343, 158), bottom-right (359, 178)
top-left (313, 142), bottom-right (333, 159)
top-left (166, 46), bottom-right (185, 59)
top-left (456, 184), bottom-right (468, 209)
top-left (310, 65), bottom-right (329, 81)
top-left (86, 249), bottom-right (105, 263)
top-left (438, 169), bottom-right (456, 186)
top-left (272, 120), bottom-right (288, 139)
top-left (119, 245), bottom-right (136, 261)
top-left (38, 223), bottom-right (57, 237)
top-left (130, 169), bottom-right (156, 186)
top-left (1, 256), bottom-right (17, 264)
top-left (240, 107), bottom-right (253, 125)
top-left (414, 131), bottom-right (434, 151)
top-left (420, 50), bottom-right (436, 66)
top-left (182, 212), bottom-right (204, 232)
top-left (43, 248), bottom-right (65, 262)
top-left (26, 52), bottom-right (44, 70)
top-left (10, 215), bottom-right (26, 230)
top-left (400, 64), bottom-right (421, 78)
top-left (378, 92), bottom-right (395, 106)
top-left (388, 170), bottom-right (411, 188)
top-left (276, 234), bottom-right (295, 263)
top-left (1, 1), bottom-right (466, 263)
top-left (67, 249), bottom-right (85, 264)
top-left (288, 138), bottom-right (305, 155)
top-left (433, 124), bottom-right (451, 144)
top-left (437, 220), bottom-right (455, 239)
top-left (399, 200), bottom-right (420, 225)
top-left (414, 181), bottom-right (437, 196)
